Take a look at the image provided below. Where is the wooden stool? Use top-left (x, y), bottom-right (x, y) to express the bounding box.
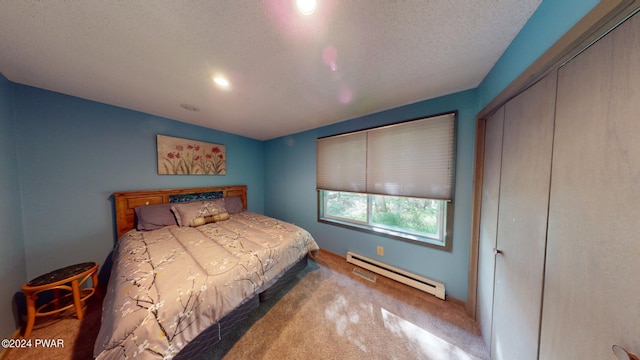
top-left (21, 262), bottom-right (99, 338)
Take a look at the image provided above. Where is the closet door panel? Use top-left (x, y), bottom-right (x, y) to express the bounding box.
top-left (491, 71), bottom-right (557, 360)
top-left (539, 13), bottom-right (640, 359)
top-left (476, 107), bottom-right (504, 350)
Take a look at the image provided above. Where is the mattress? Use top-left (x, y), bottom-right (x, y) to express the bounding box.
top-left (94, 211), bottom-right (319, 359)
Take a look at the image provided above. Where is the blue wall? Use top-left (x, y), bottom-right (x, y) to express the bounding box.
top-left (264, 89), bottom-right (477, 300)
top-left (12, 85), bottom-right (266, 280)
top-left (0, 74), bottom-right (26, 338)
top-left (477, 0), bottom-right (599, 108)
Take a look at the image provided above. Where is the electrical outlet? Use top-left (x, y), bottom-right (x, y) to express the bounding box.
top-left (377, 246), bottom-right (384, 256)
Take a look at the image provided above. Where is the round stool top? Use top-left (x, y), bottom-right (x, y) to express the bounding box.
top-left (27, 262), bottom-right (97, 287)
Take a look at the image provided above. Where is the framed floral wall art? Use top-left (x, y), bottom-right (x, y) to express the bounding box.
top-left (157, 135), bottom-right (226, 175)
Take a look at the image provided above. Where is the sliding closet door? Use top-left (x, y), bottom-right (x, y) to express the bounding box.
top-left (476, 108), bottom-right (504, 350)
top-left (539, 13), bottom-right (640, 359)
top-left (491, 71), bottom-right (557, 360)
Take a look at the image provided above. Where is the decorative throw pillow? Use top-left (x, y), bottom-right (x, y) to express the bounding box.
top-left (135, 203), bottom-right (178, 231)
top-left (171, 199), bottom-right (226, 227)
top-left (190, 212), bottom-right (230, 227)
top-left (224, 196), bottom-right (244, 214)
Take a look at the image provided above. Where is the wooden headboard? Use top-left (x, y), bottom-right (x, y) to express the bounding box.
top-left (113, 185), bottom-right (247, 238)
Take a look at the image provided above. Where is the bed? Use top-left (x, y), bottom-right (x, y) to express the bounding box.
top-left (93, 185), bottom-right (319, 360)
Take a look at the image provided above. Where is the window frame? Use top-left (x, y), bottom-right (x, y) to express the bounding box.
top-left (318, 190), bottom-right (453, 250)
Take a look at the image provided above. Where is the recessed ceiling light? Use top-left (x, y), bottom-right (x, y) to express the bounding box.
top-left (213, 76), bottom-right (230, 88)
top-left (180, 104), bottom-right (200, 112)
top-left (296, 0), bottom-right (316, 15)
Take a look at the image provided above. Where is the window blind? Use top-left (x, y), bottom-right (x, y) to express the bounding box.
top-left (316, 112), bottom-right (455, 200)
top-left (316, 131), bottom-right (367, 193)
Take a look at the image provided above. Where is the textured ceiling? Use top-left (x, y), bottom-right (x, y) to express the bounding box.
top-left (0, 1), bottom-right (541, 140)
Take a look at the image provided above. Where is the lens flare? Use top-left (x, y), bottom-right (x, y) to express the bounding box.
top-left (322, 46), bottom-right (337, 71)
top-left (339, 88), bottom-right (353, 104)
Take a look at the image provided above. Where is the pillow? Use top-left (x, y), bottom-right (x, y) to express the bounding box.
top-left (171, 199), bottom-right (226, 227)
top-left (225, 196), bottom-right (244, 214)
top-left (190, 212), bottom-right (230, 227)
top-left (135, 203), bottom-right (178, 231)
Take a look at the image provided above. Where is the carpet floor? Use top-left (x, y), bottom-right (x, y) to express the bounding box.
top-left (2, 250), bottom-right (489, 360)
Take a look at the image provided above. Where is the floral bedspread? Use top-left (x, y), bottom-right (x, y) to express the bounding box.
top-left (94, 211), bottom-right (319, 360)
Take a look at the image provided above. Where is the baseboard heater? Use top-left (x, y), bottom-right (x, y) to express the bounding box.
top-left (346, 252), bottom-right (446, 300)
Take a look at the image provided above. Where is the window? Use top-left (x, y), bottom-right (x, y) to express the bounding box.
top-left (320, 191), bottom-right (447, 244)
top-left (316, 112), bottom-right (456, 248)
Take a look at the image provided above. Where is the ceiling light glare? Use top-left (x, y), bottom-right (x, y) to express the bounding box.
top-left (213, 76), bottom-right (230, 88)
top-left (296, 0), bottom-right (316, 15)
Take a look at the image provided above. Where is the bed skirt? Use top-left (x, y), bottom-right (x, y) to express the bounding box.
top-left (173, 255), bottom-right (309, 359)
